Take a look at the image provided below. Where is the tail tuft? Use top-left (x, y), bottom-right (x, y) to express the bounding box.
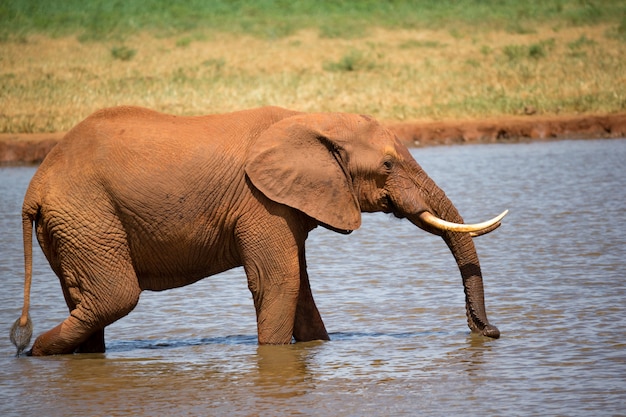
top-left (10, 316), bottom-right (33, 357)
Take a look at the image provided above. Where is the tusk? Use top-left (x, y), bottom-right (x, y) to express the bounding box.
top-left (418, 210), bottom-right (508, 234)
top-left (469, 221), bottom-right (501, 237)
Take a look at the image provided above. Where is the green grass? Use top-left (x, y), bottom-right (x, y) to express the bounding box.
top-left (1, 0), bottom-right (625, 40)
top-left (503, 39), bottom-right (556, 61)
top-left (322, 49), bottom-right (379, 72)
top-left (110, 45), bottom-right (136, 61)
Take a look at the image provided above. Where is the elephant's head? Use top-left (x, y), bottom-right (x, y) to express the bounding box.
top-left (246, 112), bottom-right (506, 338)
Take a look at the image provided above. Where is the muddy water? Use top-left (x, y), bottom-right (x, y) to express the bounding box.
top-left (1, 139), bottom-right (625, 416)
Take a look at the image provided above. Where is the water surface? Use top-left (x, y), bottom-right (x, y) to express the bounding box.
top-left (1, 139), bottom-right (624, 416)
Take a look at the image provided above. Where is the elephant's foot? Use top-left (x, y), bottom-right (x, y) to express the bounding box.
top-left (29, 322), bottom-right (80, 356)
top-left (29, 316), bottom-right (107, 355)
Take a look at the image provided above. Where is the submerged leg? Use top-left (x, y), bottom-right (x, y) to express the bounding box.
top-left (293, 249), bottom-right (329, 342)
top-left (29, 278), bottom-right (140, 356)
top-left (76, 328), bottom-right (106, 354)
top-left (238, 210), bottom-right (310, 345)
top-left (30, 226), bottom-right (141, 356)
top-left (243, 254), bottom-right (301, 345)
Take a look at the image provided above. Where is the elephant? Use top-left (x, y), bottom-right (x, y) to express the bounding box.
top-left (10, 105), bottom-right (507, 356)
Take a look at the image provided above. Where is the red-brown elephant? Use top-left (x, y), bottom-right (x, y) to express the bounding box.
top-left (11, 106), bottom-right (507, 356)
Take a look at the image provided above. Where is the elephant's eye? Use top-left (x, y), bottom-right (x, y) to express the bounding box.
top-left (383, 160), bottom-right (393, 171)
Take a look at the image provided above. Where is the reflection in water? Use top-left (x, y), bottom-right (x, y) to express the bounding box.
top-left (1, 139), bottom-right (625, 416)
top-left (254, 343), bottom-right (317, 399)
top-left (452, 334), bottom-right (491, 376)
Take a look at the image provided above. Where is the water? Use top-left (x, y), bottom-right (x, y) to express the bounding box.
top-left (1, 139), bottom-right (624, 416)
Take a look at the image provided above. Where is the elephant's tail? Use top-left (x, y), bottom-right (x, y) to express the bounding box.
top-left (10, 204), bottom-right (37, 356)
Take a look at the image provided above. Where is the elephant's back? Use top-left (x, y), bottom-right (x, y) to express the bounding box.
top-left (28, 105), bottom-right (302, 208)
top-left (51, 105), bottom-right (302, 166)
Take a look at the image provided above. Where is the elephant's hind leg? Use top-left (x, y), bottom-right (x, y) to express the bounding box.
top-left (30, 274), bottom-right (141, 356)
top-left (76, 328), bottom-right (105, 353)
top-left (30, 315), bottom-right (100, 355)
top-left (30, 231), bottom-right (141, 356)
top-left (51, 279), bottom-right (106, 354)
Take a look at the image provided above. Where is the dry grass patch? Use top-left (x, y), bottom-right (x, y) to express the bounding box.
top-left (1, 24), bottom-right (625, 133)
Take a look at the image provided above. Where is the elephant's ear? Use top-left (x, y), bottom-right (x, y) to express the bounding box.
top-left (245, 114), bottom-right (361, 232)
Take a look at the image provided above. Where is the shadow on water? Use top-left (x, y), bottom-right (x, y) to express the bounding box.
top-left (105, 330), bottom-right (464, 353)
top-left (330, 330), bottom-right (461, 340)
top-left (106, 334), bottom-right (259, 352)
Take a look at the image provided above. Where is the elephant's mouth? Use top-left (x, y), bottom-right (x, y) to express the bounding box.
top-left (383, 197), bottom-right (438, 236)
top-left (382, 196), bottom-right (405, 219)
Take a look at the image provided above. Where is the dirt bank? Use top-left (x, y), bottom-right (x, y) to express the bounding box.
top-left (388, 112), bottom-right (626, 147)
top-left (0, 132), bottom-right (65, 165)
top-left (1, 113), bottom-right (625, 165)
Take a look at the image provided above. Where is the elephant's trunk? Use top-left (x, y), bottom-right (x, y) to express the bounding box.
top-left (442, 230), bottom-right (500, 338)
top-left (402, 162), bottom-right (500, 338)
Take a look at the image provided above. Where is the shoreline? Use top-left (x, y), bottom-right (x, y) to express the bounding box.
top-left (1, 112), bottom-right (625, 165)
top-left (388, 112), bottom-right (626, 147)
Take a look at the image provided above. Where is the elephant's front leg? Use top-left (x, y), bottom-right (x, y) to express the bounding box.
top-left (238, 218), bottom-right (305, 344)
top-left (243, 243), bottom-right (328, 344)
top-left (293, 249), bottom-right (329, 342)
top-left (243, 257), bottom-right (301, 344)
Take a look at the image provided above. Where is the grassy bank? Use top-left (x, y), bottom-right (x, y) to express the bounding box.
top-left (1, 0), bottom-right (625, 133)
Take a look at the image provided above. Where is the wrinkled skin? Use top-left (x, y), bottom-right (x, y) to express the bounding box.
top-left (13, 106), bottom-right (502, 356)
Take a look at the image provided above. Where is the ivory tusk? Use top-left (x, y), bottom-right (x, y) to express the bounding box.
top-left (469, 221), bottom-right (501, 237)
top-left (418, 210), bottom-right (508, 233)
